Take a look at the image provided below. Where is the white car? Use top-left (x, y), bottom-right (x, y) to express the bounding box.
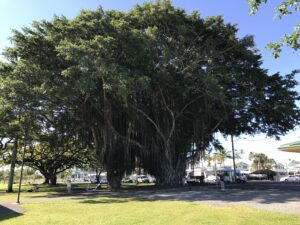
top-left (205, 175), bottom-right (217, 184)
top-left (280, 175), bottom-right (299, 182)
top-left (137, 175), bottom-right (150, 183)
top-left (236, 174), bottom-right (247, 183)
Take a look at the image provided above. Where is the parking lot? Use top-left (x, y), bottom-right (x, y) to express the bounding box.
top-left (157, 181), bottom-right (300, 215)
top-left (231, 180), bottom-right (300, 190)
top-left (124, 181), bottom-right (300, 216)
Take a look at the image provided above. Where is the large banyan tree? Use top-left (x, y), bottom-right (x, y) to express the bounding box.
top-left (0, 1), bottom-right (299, 188)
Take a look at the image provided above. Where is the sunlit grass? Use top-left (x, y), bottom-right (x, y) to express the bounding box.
top-left (0, 183), bottom-right (99, 202)
top-left (1, 182), bottom-right (299, 225)
top-left (0, 182), bottom-right (155, 202)
top-left (1, 197), bottom-right (300, 225)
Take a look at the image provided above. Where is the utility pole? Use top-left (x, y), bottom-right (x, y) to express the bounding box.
top-left (231, 134), bottom-right (237, 183)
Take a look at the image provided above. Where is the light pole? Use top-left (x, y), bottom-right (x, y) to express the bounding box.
top-left (230, 134), bottom-right (237, 183)
top-left (230, 135), bottom-right (245, 183)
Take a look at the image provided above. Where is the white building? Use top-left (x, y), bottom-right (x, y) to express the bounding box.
top-left (236, 162), bottom-right (249, 172)
top-left (287, 161), bottom-right (300, 174)
top-left (186, 160), bottom-right (205, 176)
top-left (272, 163), bottom-right (285, 171)
top-left (186, 160), bottom-right (238, 182)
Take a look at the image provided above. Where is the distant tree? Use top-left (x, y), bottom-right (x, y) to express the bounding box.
top-left (235, 149), bottom-right (244, 161)
top-left (201, 140), bottom-right (224, 167)
top-left (248, 0), bottom-right (300, 57)
top-left (23, 112), bottom-right (95, 185)
top-left (22, 143), bottom-right (91, 185)
top-left (249, 152), bottom-right (276, 170)
top-left (288, 159), bottom-right (300, 167)
top-left (0, 170), bottom-right (9, 184)
top-left (212, 149), bottom-right (232, 166)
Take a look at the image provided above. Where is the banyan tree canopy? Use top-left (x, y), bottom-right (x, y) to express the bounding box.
top-left (0, 1), bottom-right (299, 188)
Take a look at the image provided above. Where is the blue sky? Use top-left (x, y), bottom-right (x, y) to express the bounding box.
top-left (1, 0), bottom-right (300, 163)
top-left (1, 0), bottom-right (300, 75)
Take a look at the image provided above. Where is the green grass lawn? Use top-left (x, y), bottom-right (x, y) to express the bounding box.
top-left (0, 183), bottom-right (100, 202)
top-left (1, 197), bottom-right (300, 225)
top-left (0, 182), bottom-right (153, 202)
top-left (1, 184), bottom-right (300, 225)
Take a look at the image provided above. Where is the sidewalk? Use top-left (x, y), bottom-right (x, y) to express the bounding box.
top-left (0, 203), bottom-right (24, 217)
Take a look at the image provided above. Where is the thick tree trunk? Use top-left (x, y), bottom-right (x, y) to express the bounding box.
top-left (107, 170), bottom-right (122, 190)
top-left (156, 150), bottom-right (185, 187)
top-left (43, 176), bottom-right (49, 185)
top-left (96, 174), bottom-right (100, 184)
top-left (158, 164), bottom-right (181, 186)
top-left (7, 139), bottom-right (18, 192)
top-left (50, 175), bottom-right (57, 185)
top-left (95, 168), bottom-right (102, 184)
top-left (42, 174), bottom-right (57, 185)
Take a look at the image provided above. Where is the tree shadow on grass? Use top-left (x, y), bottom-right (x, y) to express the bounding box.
top-left (77, 182), bottom-right (300, 206)
top-left (80, 198), bottom-right (129, 204)
top-left (79, 197), bottom-right (157, 205)
top-left (6, 182), bottom-right (300, 208)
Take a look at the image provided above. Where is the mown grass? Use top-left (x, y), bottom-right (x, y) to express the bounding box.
top-left (0, 183), bottom-right (100, 202)
top-left (1, 183), bottom-right (300, 225)
top-left (1, 197), bottom-right (300, 225)
top-left (0, 182), bottom-right (154, 202)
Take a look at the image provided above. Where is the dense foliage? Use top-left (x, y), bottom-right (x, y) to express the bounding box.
top-left (0, 1), bottom-right (299, 188)
top-left (249, 152), bottom-right (276, 170)
top-left (248, 0), bottom-right (300, 57)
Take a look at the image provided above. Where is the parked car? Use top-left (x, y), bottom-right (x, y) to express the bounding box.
top-left (248, 174), bottom-right (267, 180)
top-left (280, 175), bottom-right (300, 182)
top-left (205, 175), bottom-right (216, 184)
top-left (137, 175), bottom-right (150, 183)
top-left (90, 178), bottom-right (98, 184)
top-left (187, 176), bottom-right (204, 185)
top-left (100, 177), bottom-right (108, 184)
top-left (90, 176), bottom-right (108, 184)
top-left (72, 178), bottom-right (85, 183)
top-left (236, 174), bottom-right (247, 183)
top-left (122, 177), bottom-right (136, 183)
top-left (148, 176), bottom-right (156, 183)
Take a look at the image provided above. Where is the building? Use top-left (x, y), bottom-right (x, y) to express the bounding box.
top-left (236, 162), bottom-right (249, 172)
top-left (287, 161), bottom-right (300, 175)
top-left (272, 163), bottom-right (285, 171)
top-left (272, 163), bottom-right (287, 179)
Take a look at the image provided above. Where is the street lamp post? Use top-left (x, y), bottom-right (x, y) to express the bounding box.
top-left (231, 134), bottom-right (237, 183)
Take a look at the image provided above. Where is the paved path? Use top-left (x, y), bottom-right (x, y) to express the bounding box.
top-left (0, 203), bottom-right (24, 218)
top-left (144, 187), bottom-right (300, 216)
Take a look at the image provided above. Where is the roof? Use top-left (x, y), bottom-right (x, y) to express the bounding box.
top-left (278, 141), bottom-right (300, 153)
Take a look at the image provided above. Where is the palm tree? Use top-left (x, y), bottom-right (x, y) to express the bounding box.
top-left (249, 152), bottom-right (276, 170)
top-left (212, 149), bottom-right (232, 166)
top-left (203, 140), bottom-right (224, 167)
top-left (235, 149), bottom-right (244, 161)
